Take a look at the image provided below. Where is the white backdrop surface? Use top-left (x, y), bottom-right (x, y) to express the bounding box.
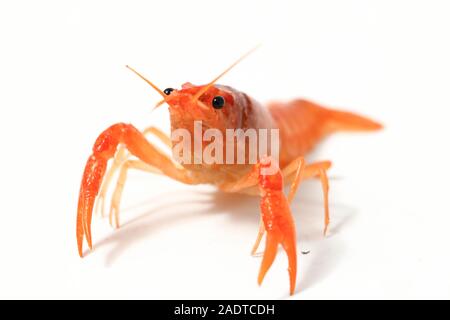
top-left (0, 0), bottom-right (449, 299)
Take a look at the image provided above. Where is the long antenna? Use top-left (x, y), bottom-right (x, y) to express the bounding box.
top-left (192, 45), bottom-right (261, 101)
top-left (126, 65), bottom-right (166, 98)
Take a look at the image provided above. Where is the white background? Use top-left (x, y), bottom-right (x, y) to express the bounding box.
top-left (1, 0), bottom-right (449, 299)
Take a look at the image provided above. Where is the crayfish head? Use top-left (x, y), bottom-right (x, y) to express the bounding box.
top-left (162, 83), bottom-right (251, 167)
top-left (165, 83), bottom-right (245, 135)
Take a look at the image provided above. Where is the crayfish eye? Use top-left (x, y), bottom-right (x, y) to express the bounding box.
top-left (212, 96), bottom-right (225, 109)
top-left (163, 88), bottom-right (174, 95)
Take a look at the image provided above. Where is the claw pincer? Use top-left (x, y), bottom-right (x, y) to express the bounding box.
top-left (257, 159), bottom-right (298, 295)
top-left (76, 124), bottom-right (129, 257)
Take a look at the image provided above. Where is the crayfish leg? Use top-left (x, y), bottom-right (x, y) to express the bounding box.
top-left (251, 218), bottom-right (265, 256)
top-left (76, 123), bottom-right (190, 257)
top-left (283, 160), bottom-right (332, 236)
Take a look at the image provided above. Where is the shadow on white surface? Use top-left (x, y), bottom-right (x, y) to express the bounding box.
top-left (85, 183), bottom-right (357, 295)
top-left (293, 199), bottom-right (356, 293)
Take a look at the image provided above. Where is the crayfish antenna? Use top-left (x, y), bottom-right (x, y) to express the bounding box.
top-left (152, 99), bottom-right (166, 112)
top-left (192, 45), bottom-right (261, 101)
top-left (126, 65), bottom-right (166, 99)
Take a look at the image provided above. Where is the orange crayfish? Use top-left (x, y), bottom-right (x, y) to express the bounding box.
top-left (76, 49), bottom-right (382, 295)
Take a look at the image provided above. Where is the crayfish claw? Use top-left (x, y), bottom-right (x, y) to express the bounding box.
top-left (76, 154), bottom-right (108, 257)
top-left (256, 157), bottom-right (298, 295)
top-left (257, 234), bottom-right (278, 286)
top-left (257, 224), bottom-right (298, 295)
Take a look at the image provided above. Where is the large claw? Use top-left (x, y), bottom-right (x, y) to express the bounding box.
top-left (256, 158), bottom-right (298, 295)
top-left (76, 123), bottom-right (131, 257)
top-left (76, 155), bottom-right (108, 257)
top-left (76, 122), bottom-right (181, 257)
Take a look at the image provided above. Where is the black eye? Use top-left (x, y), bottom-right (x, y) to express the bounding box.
top-left (212, 96), bottom-right (225, 109)
top-left (164, 88), bottom-right (174, 95)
